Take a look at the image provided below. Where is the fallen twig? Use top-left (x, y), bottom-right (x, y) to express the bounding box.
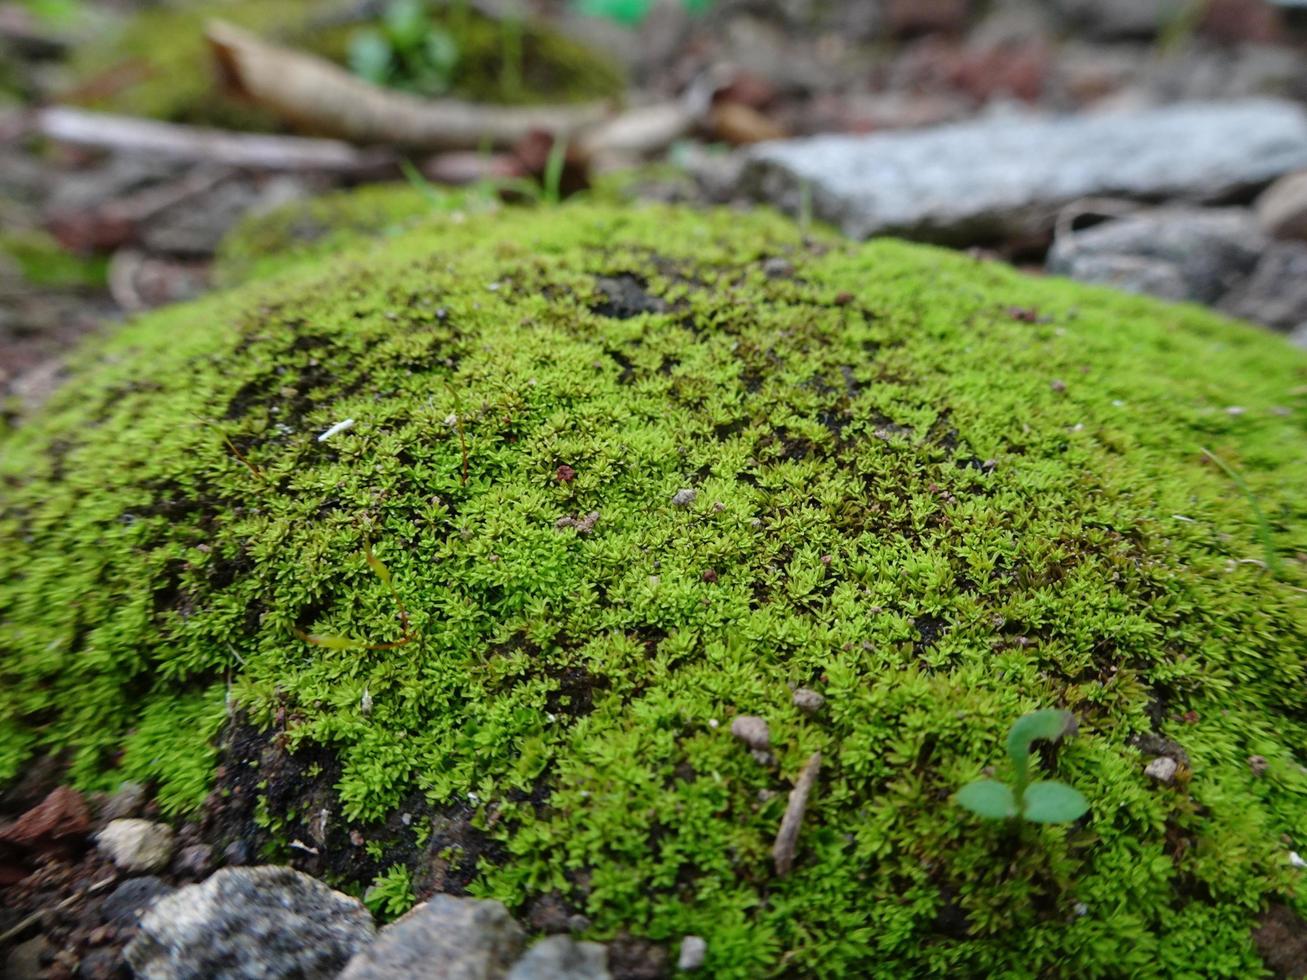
top-left (206, 20), bottom-right (610, 151)
top-left (772, 751), bottom-right (821, 876)
top-left (0, 876), bottom-right (116, 947)
top-left (37, 106), bottom-right (396, 173)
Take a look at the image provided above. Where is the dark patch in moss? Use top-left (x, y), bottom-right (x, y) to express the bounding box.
top-left (593, 275), bottom-right (667, 320)
top-left (205, 720), bottom-right (504, 900)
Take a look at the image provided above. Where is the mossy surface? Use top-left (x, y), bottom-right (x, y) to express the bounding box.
top-left (2, 203), bottom-right (1306, 976)
top-left (64, 1), bottom-right (623, 127)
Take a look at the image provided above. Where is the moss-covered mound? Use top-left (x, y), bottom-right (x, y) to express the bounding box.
top-left (2, 204), bottom-right (1306, 976)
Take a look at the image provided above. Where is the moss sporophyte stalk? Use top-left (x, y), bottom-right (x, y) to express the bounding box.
top-left (1, 202), bottom-right (1305, 977)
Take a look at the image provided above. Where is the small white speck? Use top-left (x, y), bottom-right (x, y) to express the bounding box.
top-left (467, 792), bottom-right (479, 804)
top-left (546, 713), bottom-right (557, 722)
top-left (1291, 851), bottom-right (1306, 869)
top-left (360, 688), bottom-right (372, 716)
top-left (317, 418), bottom-right (356, 441)
top-left (1069, 423), bottom-right (1085, 433)
top-left (1074, 902), bottom-right (1089, 917)
top-left (1225, 406), bottom-right (1246, 416)
top-left (401, 813), bottom-right (412, 826)
top-left (1111, 400), bottom-right (1125, 408)
top-left (1171, 515), bottom-right (1196, 523)
top-left (708, 719), bottom-right (719, 729)
top-left (487, 282), bottom-right (501, 291)
top-left (444, 413), bottom-right (458, 427)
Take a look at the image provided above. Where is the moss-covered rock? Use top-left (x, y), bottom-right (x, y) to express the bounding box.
top-left (2, 203), bottom-right (1305, 975)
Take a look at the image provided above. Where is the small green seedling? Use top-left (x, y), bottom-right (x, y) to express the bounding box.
top-left (955, 709), bottom-right (1089, 824)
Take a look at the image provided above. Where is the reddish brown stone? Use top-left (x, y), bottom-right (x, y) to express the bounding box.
top-left (886, 0), bottom-right (973, 37)
top-left (1200, 0), bottom-right (1284, 44)
top-left (0, 786), bottom-right (91, 850)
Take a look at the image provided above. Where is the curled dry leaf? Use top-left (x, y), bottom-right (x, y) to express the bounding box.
top-left (206, 21), bottom-right (610, 151)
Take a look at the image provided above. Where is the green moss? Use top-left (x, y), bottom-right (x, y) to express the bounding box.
top-left (2, 203), bottom-right (1306, 975)
top-left (214, 182), bottom-right (493, 286)
top-left (63, 0), bottom-right (323, 129)
top-left (0, 229), bottom-right (108, 289)
top-left (64, 1), bottom-right (623, 127)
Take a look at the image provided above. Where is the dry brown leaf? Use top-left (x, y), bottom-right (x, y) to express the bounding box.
top-left (206, 21), bottom-right (611, 151)
top-left (709, 102), bottom-right (787, 146)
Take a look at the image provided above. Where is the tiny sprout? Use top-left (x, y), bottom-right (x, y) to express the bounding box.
top-left (955, 709), bottom-right (1089, 824)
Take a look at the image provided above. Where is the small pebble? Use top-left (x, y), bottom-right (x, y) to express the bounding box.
top-left (678, 935), bottom-right (707, 971)
top-left (1144, 756), bottom-right (1178, 784)
top-left (1290, 852), bottom-right (1306, 869)
top-left (1249, 755), bottom-right (1269, 777)
top-left (172, 844), bottom-right (214, 879)
top-left (792, 688), bottom-right (825, 715)
top-left (555, 464), bottom-right (577, 483)
top-left (97, 819), bottom-right (175, 873)
top-left (731, 715), bottom-right (770, 751)
top-left (1050, 379), bottom-right (1067, 393)
top-left (671, 488), bottom-right (697, 507)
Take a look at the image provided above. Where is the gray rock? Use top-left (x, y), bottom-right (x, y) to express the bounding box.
top-left (97, 819), bottom-right (174, 873)
top-left (172, 842), bottom-right (215, 878)
top-left (1047, 207), bottom-right (1268, 304)
top-left (1220, 241), bottom-right (1307, 332)
top-left (741, 100), bottom-right (1307, 243)
top-left (677, 935), bottom-right (707, 971)
top-left (791, 688), bottom-right (826, 715)
top-left (101, 876), bottom-right (174, 930)
top-left (1144, 756), bottom-right (1178, 784)
top-left (3, 936), bottom-right (48, 979)
top-left (1291, 322), bottom-right (1307, 350)
top-left (99, 781), bottom-right (147, 822)
top-left (505, 936), bottom-right (610, 980)
top-left (1051, 0), bottom-right (1188, 39)
top-left (339, 895), bottom-right (524, 980)
top-left (1256, 170), bottom-right (1307, 240)
top-left (730, 715), bottom-right (771, 751)
top-left (126, 866), bottom-right (376, 980)
top-left (670, 488), bottom-right (697, 508)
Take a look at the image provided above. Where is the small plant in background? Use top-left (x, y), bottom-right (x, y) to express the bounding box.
top-left (364, 864), bottom-right (416, 920)
top-left (349, 0), bottom-right (461, 96)
top-left (572, 0), bottom-right (712, 27)
top-left (955, 709), bottom-right (1089, 824)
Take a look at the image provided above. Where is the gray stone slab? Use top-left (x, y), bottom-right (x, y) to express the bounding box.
top-left (740, 100), bottom-right (1307, 243)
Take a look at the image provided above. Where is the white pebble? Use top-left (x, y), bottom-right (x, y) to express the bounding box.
top-left (678, 935), bottom-right (707, 971)
top-left (1144, 756), bottom-right (1178, 784)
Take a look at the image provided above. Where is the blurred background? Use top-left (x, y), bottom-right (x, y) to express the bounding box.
top-left (3, 0), bottom-right (1307, 418)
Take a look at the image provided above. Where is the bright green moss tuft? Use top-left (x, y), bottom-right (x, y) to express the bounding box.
top-left (2, 203), bottom-right (1305, 975)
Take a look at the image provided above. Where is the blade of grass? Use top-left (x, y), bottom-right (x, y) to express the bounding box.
top-left (1200, 446), bottom-right (1282, 577)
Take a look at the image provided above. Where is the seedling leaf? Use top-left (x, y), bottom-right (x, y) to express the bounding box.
top-left (1021, 781), bottom-right (1089, 824)
top-left (1007, 709), bottom-right (1072, 768)
top-left (955, 779), bottom-right (1018, 820)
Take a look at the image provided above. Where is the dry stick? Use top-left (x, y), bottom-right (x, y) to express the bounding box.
top-left (206, 21), bottom-right (610, 152)
top-left (0, 877), bottom-right (116, 947)
top-left (38, 106), bottom-right (395, 172)
top-left (772, 751), bottom-right (822, 876)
